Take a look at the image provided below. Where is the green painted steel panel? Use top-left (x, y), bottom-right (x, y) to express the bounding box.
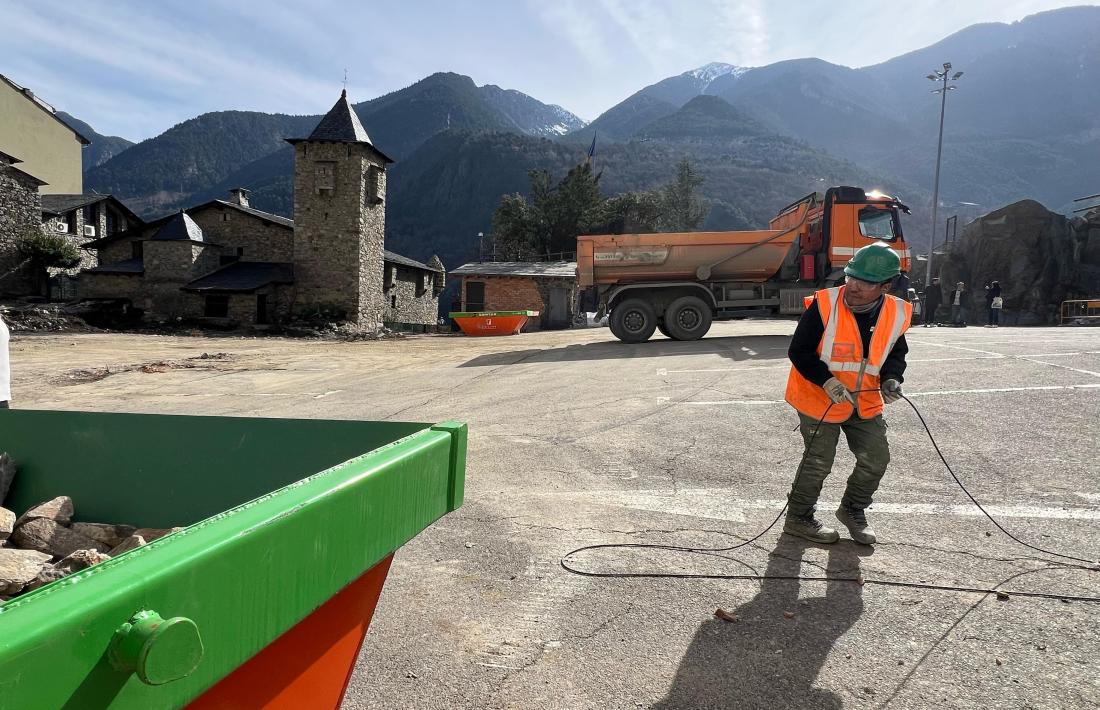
top-left (0, 410), bottom-right (467, 710)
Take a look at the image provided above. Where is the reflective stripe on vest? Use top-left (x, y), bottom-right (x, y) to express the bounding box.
top-left (784, 287), bottom-right (912, 422)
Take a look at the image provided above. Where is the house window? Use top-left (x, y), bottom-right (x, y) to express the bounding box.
top-left (316, 161), bottom-right (336, 194)
top-left (131, 241), bottom-right (143, 260)
top-left (106, 209), bottom-right (118, 235)
top-left (390, 295), bottom-right (398, 309)
top-left (204, 295), bottom-right (230, 318)
top-left (221, 212), bottom-right (230, 222)
top-left (82, 203), bottom-right (97, 225)
top-left (465, 281), bottom-right (485, 312)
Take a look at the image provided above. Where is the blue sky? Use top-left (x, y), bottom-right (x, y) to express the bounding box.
top-left (1, 0), bottom-right (1091, 141)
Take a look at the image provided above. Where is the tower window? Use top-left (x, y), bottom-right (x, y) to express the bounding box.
top-left (366, 166), bottom-right (383, 205)
top-left (316, 161), bottom-right (336, 195)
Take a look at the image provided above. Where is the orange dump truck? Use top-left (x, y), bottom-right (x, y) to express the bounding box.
top-left (576, 186), bottom-right (912, 342)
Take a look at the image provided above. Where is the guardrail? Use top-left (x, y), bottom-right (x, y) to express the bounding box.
top-left (1060, 299), bottom-right (1100, 325)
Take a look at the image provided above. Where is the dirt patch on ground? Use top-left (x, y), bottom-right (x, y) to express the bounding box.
top-left (55, 353), bottom-right (236, 385)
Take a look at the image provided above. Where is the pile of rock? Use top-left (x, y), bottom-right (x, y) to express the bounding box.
top-left (0, 302), bottom-right (95, 333)
top-left (0, 453), bottom-right (181, 602)
top-left (939, 201), bottom-right (1100, 325)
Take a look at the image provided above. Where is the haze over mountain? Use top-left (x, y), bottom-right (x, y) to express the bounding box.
top-left (78, 6), bottom-right (1100, 266)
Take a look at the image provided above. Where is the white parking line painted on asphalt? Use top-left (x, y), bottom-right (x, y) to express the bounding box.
top-left (578, 489), bottom-right (1100, 522)
top-left (1017, 358), bottom-right (1100, 378)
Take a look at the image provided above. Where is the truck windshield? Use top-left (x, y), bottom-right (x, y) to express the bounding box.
top-left (858, 207), bottom-right (896, 241)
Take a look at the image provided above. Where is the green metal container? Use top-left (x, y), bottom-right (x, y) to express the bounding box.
top-left (0, 410), bottom-right (467, 709)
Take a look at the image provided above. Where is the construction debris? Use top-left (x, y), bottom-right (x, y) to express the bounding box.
top-left (714, 608), bottom-right (739, 623)
top-left (0, 456), bottom-right (181, 602)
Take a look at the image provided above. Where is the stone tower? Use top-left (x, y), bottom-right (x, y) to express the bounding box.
top-left (287, 90), bottom-right (393, 328)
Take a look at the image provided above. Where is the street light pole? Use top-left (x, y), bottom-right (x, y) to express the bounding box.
top-left (925, 62), bottom-right (963, 289)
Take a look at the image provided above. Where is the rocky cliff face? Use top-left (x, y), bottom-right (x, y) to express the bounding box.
top-left (939, 200), bottom-right (1100, 325)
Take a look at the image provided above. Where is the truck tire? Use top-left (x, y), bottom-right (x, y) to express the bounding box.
top-left (610, 298), bottom-right (657, 343)
top-left (664, 296), bottom-right (712, 341)
top-left (657, 321), bottom-right (673, 339)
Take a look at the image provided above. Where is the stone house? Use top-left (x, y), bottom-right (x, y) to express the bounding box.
top-left (450, 261), bottom-right (577, 330)
top-left (82, 90), bottom-right (446, 329)
top-left (0, 151), bottom-right (47, 296)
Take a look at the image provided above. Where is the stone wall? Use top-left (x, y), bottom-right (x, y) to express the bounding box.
top-left (40, 214), bottom-right (97, 272)
top-left (292, 141), bottom-right (386, 328)
top-left (383, 264), bottom-right (440, 328)
top-left (460, 274), bottom-right (576, 330)
top-left (140, 241), bottom-right (220, 319)
top-left (0, 163), bottom-right (40, 295)
top-left (79, 273), bottom-right (144, 301)
top-left (189, 208), bottom-right (293, 263)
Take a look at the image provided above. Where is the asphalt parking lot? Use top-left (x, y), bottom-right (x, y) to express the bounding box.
top-left (10, 321), bottom-right (1100, 709)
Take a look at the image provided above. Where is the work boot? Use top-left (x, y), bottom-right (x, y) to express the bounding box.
top-left (836, 503), bottom-right (877, 545)
top-left (783, 512), bottom-right (839, 544)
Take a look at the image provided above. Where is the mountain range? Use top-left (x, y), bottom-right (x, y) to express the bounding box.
top-left (76, 6), bottom-right (1100, 269)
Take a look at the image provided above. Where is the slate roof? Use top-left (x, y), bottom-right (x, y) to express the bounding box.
top-left (211, 200), bottom-right (293, 228)
top-left (384, 250), bottom-right (444, 273)
top-left (183, 261), bottom-right (294, 293)
top-left (41, 194), bottom-right (105, 215)
top-left (84, 258), bottom-right (144, 275)
top-left (40, 194), bottom-right (144, 226)
top-left (286, 90), bottom-right (393, 163)
top-left (451, 261), bottom-right (577, 278)
top-left (152, 212), bottom-right (206, 242)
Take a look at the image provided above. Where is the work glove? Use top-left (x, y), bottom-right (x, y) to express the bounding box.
top-left (823, 377), bottom-right (856, 406)
top-left (881, 379), bottom-right (902, 404)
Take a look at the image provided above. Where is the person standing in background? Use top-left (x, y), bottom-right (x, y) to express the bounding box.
top-left (950, 282), bottom-right (967, 325)
top-left (986, 281), bottom-right (1003, 327)
top-left (923, 277), bottom-right (942, 326)
top-left (0, 311), bottom-right (10, 409)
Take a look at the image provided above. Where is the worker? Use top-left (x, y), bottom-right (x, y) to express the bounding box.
top-left (0, 310), bottom-right (9, 409)
top-left (783, 243), bottom-right (912, 544)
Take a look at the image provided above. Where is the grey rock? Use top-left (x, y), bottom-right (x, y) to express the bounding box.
top-left (107, 534), bottom-right (147, 556)
top-left (939, 200), bottom-right (1100, 325)
top-left (71, 522), bottom-right (136, 548)
top-left (0, 548), bottom-right (52, 595)
top-left (16, 496), bottom-right (75, 527)
top-left (54, 548), bottom-right (111, 574)
top-left (24, 566), bottom-right (68, 593)
top-left (10, 518), bottom-right (110, 558)
top-left (0, 507), bottom-right (14, 541)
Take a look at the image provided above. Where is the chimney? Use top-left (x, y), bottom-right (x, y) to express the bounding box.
top-left (228, 187), bottom-right (251, 207)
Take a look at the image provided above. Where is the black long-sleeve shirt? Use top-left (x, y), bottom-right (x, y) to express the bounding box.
top-left (789, 298), bottom-right (908, 387)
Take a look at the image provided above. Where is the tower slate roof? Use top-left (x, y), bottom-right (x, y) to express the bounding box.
top-left (152, 211), bottom-right (205, 242)
top-left (286, 89), bottom-right (393, 163)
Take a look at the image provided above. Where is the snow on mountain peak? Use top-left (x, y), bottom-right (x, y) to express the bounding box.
top-left (689, 62), bottom-right (751, 84)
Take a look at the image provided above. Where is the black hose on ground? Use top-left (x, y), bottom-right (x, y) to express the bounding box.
top-left (560, 391), bottom-right (1100, 602)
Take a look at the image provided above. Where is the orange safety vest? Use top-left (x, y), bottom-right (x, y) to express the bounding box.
top-left (785, 286), bottom-right (912, 422)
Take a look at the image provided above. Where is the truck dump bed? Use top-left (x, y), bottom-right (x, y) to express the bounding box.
top-left (577, 230), bottom-right (798, 286)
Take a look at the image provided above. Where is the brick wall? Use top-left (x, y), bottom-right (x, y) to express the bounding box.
top-left (460, 275), bottom-right (575, 330)
top-left (383, 263), bottom-right (440, 329)
top-left (0, 163), bottom-right (40, 295)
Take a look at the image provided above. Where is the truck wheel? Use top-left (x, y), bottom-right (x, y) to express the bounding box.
top-left (610, 298), bottom-right (657, 343)
top-left (664, 296), bottom-right (712, 341)
top-left (657, 321), bottom-right (672, 339)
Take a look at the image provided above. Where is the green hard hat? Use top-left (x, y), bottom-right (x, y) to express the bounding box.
top-left (844, 242), bottom-right (901, 283)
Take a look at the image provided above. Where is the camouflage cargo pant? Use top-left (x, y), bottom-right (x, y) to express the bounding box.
top-left (787, 412), bottom-right (890, 518)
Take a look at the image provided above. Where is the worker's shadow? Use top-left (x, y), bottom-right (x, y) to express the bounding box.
top-left (654, 537), bottom-right (870, 710)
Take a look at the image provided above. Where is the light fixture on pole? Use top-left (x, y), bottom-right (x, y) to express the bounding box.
top-left (925, 62), bottom-right (963, 289)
